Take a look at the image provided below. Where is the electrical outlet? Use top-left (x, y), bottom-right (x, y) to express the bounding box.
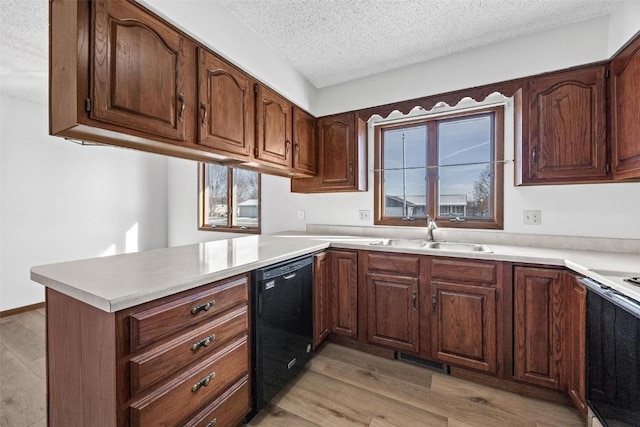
top-left (359, 210), bottom-right (370, 221)
top-left (523, 210), bottom-right (541, 225)
top-left (298, 209), bottom-right (305, 220)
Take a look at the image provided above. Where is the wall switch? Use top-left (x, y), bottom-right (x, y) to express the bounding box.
top-left (523, 210), bottom-right (541, 225)
top-left (359, 210), bottom-right (370, 221)
top-left (298, 209), bottom-right (305, 220)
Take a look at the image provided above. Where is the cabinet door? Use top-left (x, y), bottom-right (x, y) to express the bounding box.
top-left (431, 282), bottom-right (497, 373)
top-left (366, 273), bottom-right (419, 352)
top-left (291, 112), bottom-right (367, 193)
top-left (255, 85), bottom-right (292, 167)
top-left (514, 267), bottom-right (564, 389)
top-left (523, 65), bottom-right (607, 183)
top-left (565, 275), bottom-right (587, 413)
top-left (331, 251), bottom-right (358, 338)
top-left (197, 49), bottom-right (252, 157)
top-left (611, 34), bottom-right (640, 179)
top-left (313, 252), bottom-right (331, 348)
top-left (292, 107), bottom-right (317, 175)
top-left (92, 1), bottom-right (194, 141)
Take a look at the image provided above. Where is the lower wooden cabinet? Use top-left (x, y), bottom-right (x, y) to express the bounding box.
top-left (331, 250), bottom-right (359, 338)
top-left (565, 274), bottom-right (587, 413)
top-left (313, 251), bottom-right (331, 348)
top-left (514, 266), bottom-right (564, 389)
top-left (430, 281), bottom-right (498, 373)
top-left (45, 274), bottom-right (251, 427)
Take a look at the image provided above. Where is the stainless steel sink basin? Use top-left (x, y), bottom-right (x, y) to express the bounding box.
top-left (425, 242), bottom-right (493, 253)
top-left (368, 239), bottom-right (428, 248)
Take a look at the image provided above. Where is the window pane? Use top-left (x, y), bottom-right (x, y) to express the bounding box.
top-left (204, 164), bottom-right (228, 226)
top-left (437, 114), bottom-right (494, 219)
top-left (382, 125), bottom-right (427, 218)
top-left (232, 168), bottom-right (259, 228)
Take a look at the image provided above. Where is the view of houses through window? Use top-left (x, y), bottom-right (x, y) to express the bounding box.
top-left (376, 106), bottom-right (503, 229)
top-left (200, 164), bottom-right (260, 232)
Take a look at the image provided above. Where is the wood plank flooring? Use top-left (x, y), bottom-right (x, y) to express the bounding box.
top-left (0, 309), bottom-right (585, 426)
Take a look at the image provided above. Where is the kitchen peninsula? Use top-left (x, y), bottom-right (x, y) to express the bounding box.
top-left (31, 232), bottom-right (640, 426)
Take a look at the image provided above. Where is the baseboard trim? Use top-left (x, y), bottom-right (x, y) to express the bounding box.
top-left (0, 302), bottom-right (45, 318)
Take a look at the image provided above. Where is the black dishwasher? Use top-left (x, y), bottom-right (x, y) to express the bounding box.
top-left (250, 254), bottom-right (314, 417)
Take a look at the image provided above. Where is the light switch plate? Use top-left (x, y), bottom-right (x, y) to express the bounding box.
top-left (359, 210), bottom-right (370, 221)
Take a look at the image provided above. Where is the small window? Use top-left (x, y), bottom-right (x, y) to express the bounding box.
top-left (374, 106), bottom-right (504, 229)
top-left (199, 164), bottom-right (261, 233)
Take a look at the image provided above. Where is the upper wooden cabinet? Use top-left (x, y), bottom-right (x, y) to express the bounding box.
top-left (291, 112), bottom-right (367, 193)
top-left (518, 65), bottom-right (608, 184)
top-left (91, 1), bottom-right (195, 142)
top-left (610, 34), bottom-right (640, 179)
top-left (255, 84), bottom-right (292, 168)
top-left (292, 107), bottom-right (317, 175)
top-left (197, 48), bottom-right (253, 158)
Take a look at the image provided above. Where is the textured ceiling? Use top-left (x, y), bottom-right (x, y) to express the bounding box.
top-left (219, 0), bottom-right (620, 87)
top-left (0, 0), bottom-right (621, 104)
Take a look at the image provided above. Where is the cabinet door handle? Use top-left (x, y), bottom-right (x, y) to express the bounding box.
top-left (531, 146), bottom-right (537, 165)
top-left (285, 140), bottom-right (291, 157)
top-left (412, 291), bottom-right (417, 311)
top-left (191, 300), bottom-right (215, 315)
top-left (432, 294), bottom-right (437, 316)
top-left (295, 142), bottom-right (300, 160)
top-left (191, 334), bottom-right (216, 351)
top-left (206, 419), bottom-right (217, 427)
top-left (200, 102), bottom-right (208, 127)
top-left (191, 372), bottom-right (216, 392)
top-left (177, 93), bottom-right (185, 122)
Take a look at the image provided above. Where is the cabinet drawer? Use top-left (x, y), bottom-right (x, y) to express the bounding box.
top-left (130, 336), bottom-right (248, 427)
top-left (130, 306), bottom-right (248, 394)
top-left (429, 258), bottom-right (497, 284)
top-left (184, 375), bottom-right (250, 427)
top-left (365, 252), bottom-right (420, 276)
top-left (130, 275), bottom-right (248, 351)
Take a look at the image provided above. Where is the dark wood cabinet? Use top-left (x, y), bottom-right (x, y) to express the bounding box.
top-left (292, 107), bottom-right (317, 175)
top-left (366, 273), bottom-right (419, 352)
top-left (610, 34), bottom-right (640, 179)
top-left (45, 274), bottom-right (250, 427)
top-left (514, 267), bottom-right (564, 389)
top-left (91, 0), bottom-right (195, 142)
top-left (291, 112), bottom-right (367, 193)
top-left (330, 250), bottom-right (359, 338)
top-left (428, 258), bottom-right (502, 374)
top-left (255, 84), bottom-right (292, 168)
top-left (519, 65), bottom-right (608, 184)
top-left (197, 48), bottom-right (253, 158)
top-left (313, 252), bottom-right (331, 348)
top-left (564, 274), bottom-right (587, 413)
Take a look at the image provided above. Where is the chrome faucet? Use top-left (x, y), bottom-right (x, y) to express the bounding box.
top-left (426, 215), bottom-right (437, 242)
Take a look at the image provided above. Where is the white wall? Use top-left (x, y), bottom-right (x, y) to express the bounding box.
top-left (139, 0), bottom-right (316, 113)
top-left (608, 1), bottom-right (640, 56)
top-left (316, 16), bottom-right (611, 116)
top-left (0, 94), bottom-right (169, 311)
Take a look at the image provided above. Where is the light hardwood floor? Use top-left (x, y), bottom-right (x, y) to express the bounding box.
top-left (0, 309), bottom-right (584, 427)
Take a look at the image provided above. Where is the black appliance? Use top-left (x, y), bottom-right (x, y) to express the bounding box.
top-left (250, 255), bottom-right (314, 417)
top-left (580, 277), bottom-right (640, 427)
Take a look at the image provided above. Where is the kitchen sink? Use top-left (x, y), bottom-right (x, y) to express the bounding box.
top-left (426, 242), bottom-right (493, 253)
top-left (369, 239), bottom-right (428, 248)
top-left (368, 239), bottom-right (492, 253)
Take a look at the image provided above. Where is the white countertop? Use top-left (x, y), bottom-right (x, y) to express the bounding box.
top-left (30, 235), bottom-right (329, 312)
top-left (31, 233), bottom-right (640, 313)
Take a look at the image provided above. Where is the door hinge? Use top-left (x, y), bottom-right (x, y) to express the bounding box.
top-left (254, 83), bottom-right (259, 94)
top-left (605, 163), bottom-right (611, 173)
top-left (253, 146), bottom-right (259, 157)
top-left (85, 98), bottom-right (92, 112)
top-left (605, 68), bottom-right (610, 78)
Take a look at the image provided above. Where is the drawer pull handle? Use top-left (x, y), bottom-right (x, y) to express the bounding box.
top-left (191, 300), bottom-right (215, 315)
top-left (192, 372), bottom-right (216, 392)
top-left (206, 418), bottom-right (217, 427)
top-left (191, 334), bottom-right (217, 351)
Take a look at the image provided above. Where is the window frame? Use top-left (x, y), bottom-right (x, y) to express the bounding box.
top-left (198, 163), bottom-right (262, 234)
top-left (373, 106), bottom-right (504, 230)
